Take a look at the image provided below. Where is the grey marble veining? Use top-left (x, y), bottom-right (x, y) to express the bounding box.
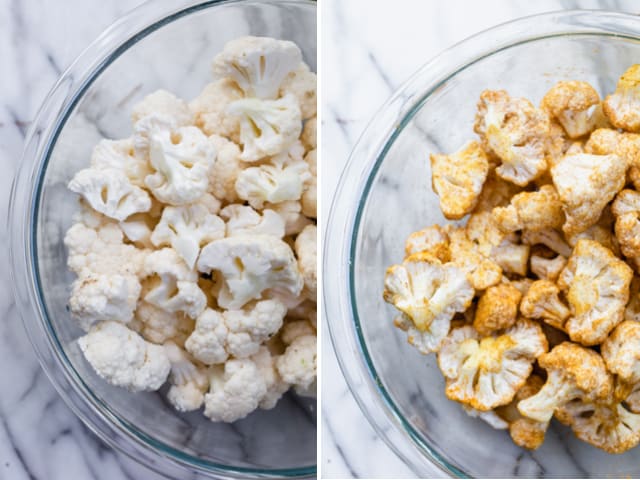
top-left (321, 0), bottom-right (640, 478)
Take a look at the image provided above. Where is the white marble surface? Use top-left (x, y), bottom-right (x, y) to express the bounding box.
top-left (320, 0), bottom-right (640, 478)
top-left (0, 1), bottom-right (174, 479)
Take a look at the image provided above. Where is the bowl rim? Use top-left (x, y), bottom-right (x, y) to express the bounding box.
top-left (323, 9), bottom-right (640, 478)
top-left (8, 0), bottom-right (316, 478)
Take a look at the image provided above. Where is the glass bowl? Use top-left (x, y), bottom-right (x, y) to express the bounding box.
top-left (324, 10), bottom-right (640, 479)
top-left (9, 0), bottom-right (316, 478)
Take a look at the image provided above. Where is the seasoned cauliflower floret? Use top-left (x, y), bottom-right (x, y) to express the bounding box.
top-left (473, 90), bottom-right (550, 186)
top-left (437, 320), bottom-right (547, 411)
top-left (612, 189), bottom-right (640, 262)
top-left (626, 277), bottom-right (640, 322)
top-left (520, 279), bottom-right (570, 331)
top-left (404, 225), bottom-right (449, 261)
top-left (491, 185), bottom-right (564, 233)
top-left (78, 321), bottom-right (170, 392)
top-left (131, 90), bottom-right (194, 127)
top-left (197, 235), bottom-right (303, 309)
top-left (383, 252), bottom-right (474, 354)
top-left (558, 239), bottom-right (632, 345)
top-left (517, 342), bottom-right (613, 423)
top-left (521, 228), bottom-right (572, 258)
top-left (220, 204), bottom-right (285, 238)
top-left (68, 168), bottom-right (151, 221)
top-left (602, 321), bottom-right (640, 384)
top-left (212, 36), bottom-right (302, 100)
top-left (540, 81), bottom-right (600, 138)
top-left (446, 226), bottom-right (502, 290)
top-left (150, 194), bottom-right (225, 269)
top-left (550, 153), bottom-right (627, 237)
top-left (430, 140), bottom-right (489, 220)
top-left (473, 283), bottom-right (522, 336)
top-left (603, 64), bottom-right (640, 132)
top-left (530, 254), bottom-right (567, 282)
top-left (189, 79), bottom-right (243, 140)
top-left (585, 128), bottom-right (640, 190)
top-left (144, 123), bottom-right (216, 205)
top-left (164, 342), bottom-right (209, 412)
top-left (228, 95), bottom-right (302, 162)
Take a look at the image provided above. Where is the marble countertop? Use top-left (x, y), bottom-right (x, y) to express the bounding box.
top-left (321, 0), bottom-right (640, 478)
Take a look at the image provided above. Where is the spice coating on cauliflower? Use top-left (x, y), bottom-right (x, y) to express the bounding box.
top-left (404, 225), bottom-right (449, 260)
top-left (602, 321), bottom-right (640, 384)
top-left (430, 141), bottom-right (489, 220)
top-left (473, 283), bottom-right (522, 336)
top-left (492, 185), bottom-right (564, 233)
top-left (603, 64), bottom-right (640, 132)
top-left (520, 279), bottom-right (570, 332)
top-left (540, 81), bottom-right (600, 138)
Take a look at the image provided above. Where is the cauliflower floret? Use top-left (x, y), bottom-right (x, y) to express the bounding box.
top-left (189, 79), bottom-right (243, 140)
top-left (69, 273), bottom-right (141, 331)
top-left (626, 277), bottom-right (640, 322)
top-left (585, 127), bottom-right (640, 190)
top-left (517, 342), bottom-right (613, 423)
top-left (473, 171), bottom-right (523, 212)
top-left (220, 204), bottom-right (285, 238)
top-left (544, 120), bottom-right (572, 167)
top-left (430, 141), bottom-right (489, 220)
top-left (301, 117), bottom-right (316, 151)
top-left (520, 280), bottom-right (570, 331)
top-left (224, 299), bottom-right (287, 358)
top-left (473, 90), bottom-right (550, 186)
top-left (521, 228), bottom-right (572, 257)
top-left (235, 151), bottom-right (310, 208)
top-left (530, 255), bottom-right (567, 282)
top-left (276, 334), bottom-right (316, 397)
top-left (65, 222), bottom-right (148, 279)
top-left (90, 138), bottom-right (152, 187)
top-left (228, 94), bottom-right (302, 162)
top-left (437, 320), bottom-right (547, 411)
top-left (212, 36), bottom-right (301, 100)
top-left (404, 225), bottom-right (449, 261)
top-left (142, 248), bottom-right (207, 319)
top-left (558, 239), bottom-right (633, 345)
top-left (267, 200), bottom-right (312, 236)
top-left (301, 149), bottom-right (317, 218)
top-left (131, 90), bottom-right (194, 127)
top-left (164, 342), bottom-right (209, 412)
top-left (280, 63), bottom-right (317, 120)
top-left (540, 81), bottom-right (600, 138)
top-left (252, 346), bottom-right (290, 408)
top-left (383, 252), bottom-right (474, 354)
top-left (78, 321), bottom-right (170, 392)
top-left (462, 404), bottom-right (509, 430)
top-left (551, 153), bottom-right (627, 237)
top-left (491, 185), bottom-right (564, 233)
top-left (445, 226), bottom-right (502, 290)
top-left (204, 358), bottom-right (267, 423)
top-left (134, 301), bottom-right (194, 347)
top-left (281, 318), bottom-right (315, 345)
top-left (150, 194), bottom-right (225, 269)
top-left (603, 64), bottom-right (640, 132)
top-left (184, 309), bottom-right (229, 364)
top-left (612, 189), bottom-right (640, 261)
top-left (144, 124), bottom-right (216, 205)
top-left (119, 212), bottom-right (158, 249)
top-left (207, 135), bottom-right (246, 203)
top-left (295, 225), bottom-right (316, 301)
top-left (197, 235), bottom-right (303, 309)
top-left (602, 321), bottom-right (640, 384)
top-left (473, 283), bottom-right (522, 336)
top-left (566, 205), bottom-right (620, 256)
top-left (68, 168), bottom-right (151, 221)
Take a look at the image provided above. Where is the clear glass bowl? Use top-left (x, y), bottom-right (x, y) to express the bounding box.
top-left (324, 10), bottom-right (640, 478)
top-left (9, 0), bottom-right (316, 478)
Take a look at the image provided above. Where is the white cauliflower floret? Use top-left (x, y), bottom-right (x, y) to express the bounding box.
top-left (430, 140), bottom-right (489, 220)
top-left (383, 252), bottom-right (474, 354)
top-left (78, 321), bottom-right (170, 392)
top-left (603, 65), bottom-right (640, 132)
top-left (267, 200), bottom-right (312, 236)
top-left (189, 79), bottom-right (243, 140)
top-left (473, 90), bottom-right (550, 186)
top-left (228, 95), bottom-right (302, 162)
top-left (90, 138), bottom-right (152, 187)
top-left (301, 117), bottom-right (316, 151)
top-left (68, 168), bottom-right (151, 221)
top-left (276, 334), bottom-right (316, 397)
top-left (197, 235), bottom-right (302, 309)
top-left (404, 225), bottom-right (449, 261)
top-left (144, 123), bottom-right (216, 205)
top-left (65, 222), bottom-right (148, 279)
top-left (142, 248), bottom-right (207, 319)
top-left (281, 318), bottom-right (315, 345)
top-left (301, 149), bottom-right (317, 218)
top-left (185, 309), bottom-right (229, 364)
top-left (491, 185), bottom-right (564, 233)
top-left (150, 194), bottom-right (225, 269)
top-left (212, 36), bottom-right (301, 100)
top-left (279, 63), bottom-right (317, 120)
top-left (295, 225), bottom-right (316, 301)
top-left (551, 153), bottom-right (627, 237)
top-left (164, 342), bottom-right (209, 412)
top-left (602, 321), bottom-right (640, 384)
top-left (540, 81), bottom-right (600, 138)
top-left (437, 320), bottom-right (547, 411)
top-left (220, 204), bottom-right (285, 238)
top-left (69, 273), bottom-right (141, 331)
top-left (252, 346), bottom-right (290, 408)
top-left (207, 134), bottom-right (246, 203)
top-left (134, 301), bottom-right (194, 347)
top-left (204, 358), bottom-right (267, 423)
top-left (558, 239), bottom-right (632, 345)
top-left (518, 342), bottom-right (612, 423)
top-left (131, 90), bottom-right (194, 127)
